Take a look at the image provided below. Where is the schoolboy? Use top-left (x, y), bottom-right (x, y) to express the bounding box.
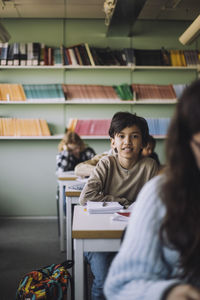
top-left (142, 134), bottom-right (161, 166)
top-left (79, 111), bottom-right (158, 300)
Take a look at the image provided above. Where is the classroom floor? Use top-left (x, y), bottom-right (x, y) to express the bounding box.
top-left (0, 218), bottom-right (66, 300)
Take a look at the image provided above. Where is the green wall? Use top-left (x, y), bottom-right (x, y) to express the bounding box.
top-left (0, 18), bottom-right (199, 216)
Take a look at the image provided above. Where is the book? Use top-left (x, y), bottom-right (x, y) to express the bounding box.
top-left (132, 84), bottom-right (176, 101)
top-left (183, 50), bottom-right (197, 66)
top-left (87, 201), bottom-right (123, 214)
top-left (68, 48), bottom-right (78, 65)
top-left (93, 47), bottom-right (120, 65)
top-left (0, 42), bottom-right (8, 65)
top-left (113, 84), bottom-right (133, 100)
top-left (19, 43), bottom-right (27, 66)
top-left (47, 47), bottom-right (53, 65)
top-left (113, 49), bottom-right (127, 66)
top-left (90, 47), bottom-right (104, 65)
top-left (65, 48), bottom-right (72, 65)
top-left (84, 43), bottom-right (95, 66)
top-left (39, 119), bottom-right (51, 136)
top-left (62, 46), bottom-right (69, 65)
top-left (7, 44), bottom-right (14, 65)
top-left (0, 84), bottom-right (26, 101)
top-left (62, 84), bottom-right (120, 101)
top-left (123, 48), bottom-right (135, 66)
top-left (73, 46), bottom-right (83, 65)
top-left (161, 47), bottom-right (171, 66)
top-left (134, 49), bottom-right (163, 66)
top-left (112, 211), bottom-right (131, 222)
top-left (39, 43), bottom-right (45, 65)
top-left (53, 47), bottom-right (63, 66)
top-left (32, 42), bottom-right (41, 65)
top-left (71, 119), bottom-right (111, 136)
top-left (79, 44), bottom-right (91, 65)
top-left (23, 84), bottom-right (65, 101)
top-left (179, 50), bottom-right (187, 66)
top-left (146, 118), bottom-right (171, 137)
top-left (27, 42), bottom-right (34, 65)
top-left (13, 42), bottom-right (20, 66)
top-left (68, 118), bottom-right (78, 132)
top-left (11, 84), bottom-right (26, 101)
top-left (111, 202), bottom-right (134, 221)
top-left (0, 118), bottom-right (51, 136)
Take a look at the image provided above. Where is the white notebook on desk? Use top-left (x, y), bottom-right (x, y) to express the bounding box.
top-left (87, 201), bottom-right (123, 214)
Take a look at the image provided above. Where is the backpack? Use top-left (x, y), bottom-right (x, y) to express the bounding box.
top-left (16, 260), bottom-right (73, 300)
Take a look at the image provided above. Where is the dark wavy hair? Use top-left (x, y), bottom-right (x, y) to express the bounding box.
top-left (58, 128), bottom-right (85, 152)
top-left (160, 79), bottom-right (200, 282)
top-left (109, 111), bottom-right (149, 147)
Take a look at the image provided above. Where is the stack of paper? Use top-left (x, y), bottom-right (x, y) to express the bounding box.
top-left (87, 201), bottom-right (123, 214)
top-left (56, 170), bottom-right (76, 177)
top-left (68, 182), bottom-right (86, 191)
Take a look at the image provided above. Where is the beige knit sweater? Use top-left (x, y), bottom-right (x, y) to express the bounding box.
top-left (79, 154), bottom-right (158, 208)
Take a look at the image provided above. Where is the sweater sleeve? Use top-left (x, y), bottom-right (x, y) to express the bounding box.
top-left (74, 153), bottom-right (107, 177)
top-left (56, 150), bottom-right (72, 172)
top-left (104, 175), bottom-right (180, 300)
top-left (79, 157), bottom-right (127, 206)
top-left (83, 147), bottom-right (96, 160)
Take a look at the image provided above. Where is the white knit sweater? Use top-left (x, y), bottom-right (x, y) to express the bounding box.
top-left (104, 175), bottom-right (181, 300)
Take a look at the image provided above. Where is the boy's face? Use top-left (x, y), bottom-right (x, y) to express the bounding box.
top-left (111, 125), bottom-right (143, 162)
top-left (67, 143), bottom-right (81, 158)
top-left (142, 142), bottom-right (154, 156)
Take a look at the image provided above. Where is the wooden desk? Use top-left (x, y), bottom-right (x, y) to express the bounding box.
top-left (56, 171), bottom-right (78, 252)
top-left (72, 205), bottom-right (126, 300)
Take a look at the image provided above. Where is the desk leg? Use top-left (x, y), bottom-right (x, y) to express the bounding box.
top-left (59, 184), bottom-right (65, 252)
top-left (74, 239), bottom-right (84, 300)
top-left (66, 196), bottom-right (72, 260)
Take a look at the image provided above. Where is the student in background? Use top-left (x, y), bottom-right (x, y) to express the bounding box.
top-left (56, 129), bottom-right (96, 172)
top-left (104, 80), bottom-right (200, 300)
top-left (142, 134), bottom-right (161, 166)
top-left (79, 111), bottom-right (159, 300)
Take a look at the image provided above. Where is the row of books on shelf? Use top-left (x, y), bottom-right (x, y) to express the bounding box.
top-left (0, 117), bottom-right (170, 137)
top-left (0, 84), bottom-right (65, 101)
top-left (0, 83), bottom-right (186, 102)
top-left (0, 42), bottom-right (200, 67)
top-left (0, 42), bottom-right (62, 66)
top-left (0, 118), bottom-right (51, 136)
top-left (62, 83), bottom-right (186, 101)
top-left (0, 42), bottom-right (134, 67)
top-left (134, 48), bottom-right (200, 67)
top-left (68, 118), bottom-right (171, 137)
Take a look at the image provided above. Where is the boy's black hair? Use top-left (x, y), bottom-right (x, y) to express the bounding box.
top-left (109, 111), bottom-right (149, 147)
top-left (147, 135), bottom-right (156, 150)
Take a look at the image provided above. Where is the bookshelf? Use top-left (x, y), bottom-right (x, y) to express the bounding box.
top-left (0, 135), bottom-right (63, 140)
top-left (0, 18), bottom-right (199, 217)
top-left (0, 65), bottom-right (199, 70)
top-left (0, 66), bottom-right (197, 139)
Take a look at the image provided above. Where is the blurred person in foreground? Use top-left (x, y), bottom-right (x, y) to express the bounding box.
top-left (104, 80), bottom-right (200, 300)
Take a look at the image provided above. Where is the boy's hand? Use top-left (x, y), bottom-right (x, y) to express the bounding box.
top-left (166, 284), bottom-right (200, 300)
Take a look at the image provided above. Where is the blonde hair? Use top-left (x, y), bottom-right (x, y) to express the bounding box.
top-left (58, 129), bottom-right (85, 152)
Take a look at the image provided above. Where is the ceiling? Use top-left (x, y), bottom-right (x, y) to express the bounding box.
top-left (0, 0), bottom-right (199, 20)
top-left (0, 0), bottom-right (199, 37)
